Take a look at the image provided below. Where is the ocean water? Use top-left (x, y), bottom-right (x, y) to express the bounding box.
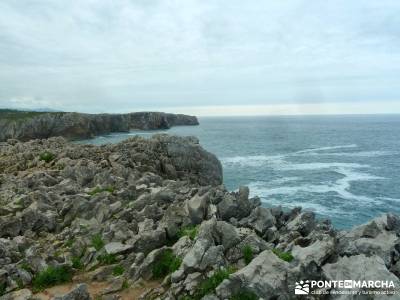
top-left (78, 115), bottom-right (400, 229)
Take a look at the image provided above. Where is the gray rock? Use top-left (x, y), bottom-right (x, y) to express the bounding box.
top-left (322, 254), bottom-right (400, 299)
top-left (338, 215), bottom-right (399, 266)
top-left (291, 234), bottom-right (335, 267)
top-left (0, 289), bottom-right (32, 300)
top-left (186, 193), bottom-right (209, 224)
top-left (104, 242), bottom-right (133, 255)
top-left (286, 211), bottom-right (316, 236)
top-left (216, 250), bottom-right (291, 299)
top-left (52, 283), bottom-right (91, 300)
top-left (240, 207), bottom-right (276, 235)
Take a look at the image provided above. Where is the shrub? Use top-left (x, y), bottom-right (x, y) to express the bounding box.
top-left (242, 245), bottom-right (254, 265)
top-left (88, 186), bottom-right (115, 196)
top-left (39, 151), bottom-right (55, 163)
top-left (112, 265), bottom-right (125, 276)
top-left (194, 267), bottom-right (236, 299)
top-left (32, 265), bottom-right (73, 291)
top-left (0, 283), bottom-right (6, 296)
top-left (272, 248), bottom-right (294, 262)
top-left (230, 290), bottom-right (258, 300)
top-left (91, 234), bottom-right (105, 251)
top-left (177, 225), bottom-right (198, 240)
top-left (71, 256), bottom-right (84, 270)
top-left (20, 262), bottom-right (33, 273)
top-left (65, 238), bottom-right (74, 248)
top-left (97, 253), bottom-right (117, 265)
top-left (152, 249), bottom-right (182, 279)
top-left (122, 280), bottom-right (129, 289)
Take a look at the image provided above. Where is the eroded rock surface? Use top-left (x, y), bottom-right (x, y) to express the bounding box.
top-left (0, 136), bottom-right (399, 299)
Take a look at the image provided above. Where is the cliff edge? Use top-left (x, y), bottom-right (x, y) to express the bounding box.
top-left (0, 110), bottom-right (199, 142)
top-left (0, 136), bottom-right (399, 299)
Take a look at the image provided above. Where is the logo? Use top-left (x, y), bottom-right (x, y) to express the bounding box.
top-left (294, 279), bottom-right (396, 296)
top-left (295, 280), bottom-right (310, 295)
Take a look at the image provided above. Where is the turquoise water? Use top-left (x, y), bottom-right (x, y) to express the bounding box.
top-left (78, 115), bottom-right (400, 229)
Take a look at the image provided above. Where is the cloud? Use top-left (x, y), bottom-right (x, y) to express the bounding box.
top-left (0, 0), bottom-right (399, 114)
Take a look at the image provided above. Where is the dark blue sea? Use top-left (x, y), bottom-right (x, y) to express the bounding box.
top-left (78, 115), bottom-right (400, 229)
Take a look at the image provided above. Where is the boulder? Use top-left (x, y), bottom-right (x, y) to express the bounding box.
top-left (322, 254), bottom-right (400, 299)
top-left (52, 284), bottom-right (91, 300)
top-left (0, 289), bottom-right (32, 300)
top-left (216, 250), bottom-right (291, 299)
top-left (240, 207), bottom-right (276, 235)
top-left (104, 242), bottom-right (133, 255)
top-left (338, 215), bottom-right (400, 266)
top-left (186, 193), bottom-right (209, 224)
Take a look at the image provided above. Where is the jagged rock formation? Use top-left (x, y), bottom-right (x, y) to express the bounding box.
top-left (0, 136), bottom-right (399, 299)
top-left (0, 111), bottom-right (199, 142)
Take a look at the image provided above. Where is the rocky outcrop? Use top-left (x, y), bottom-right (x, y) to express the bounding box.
top-left (0, 111), bottom-right (199, 142)
top-left (0, 136), bottom-right (399, 299)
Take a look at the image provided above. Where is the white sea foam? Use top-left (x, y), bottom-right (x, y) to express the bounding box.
top-left (299, 150), bottom-right (396, 157)
top-left (295, 144), bottom-right (358, 154)
top-left (248, 166), bottom-right (385, 205)
top-left (220, 154), bottom-right (285, 167)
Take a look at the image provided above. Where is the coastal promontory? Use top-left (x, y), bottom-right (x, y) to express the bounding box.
top-left (0, 110), bottom-right (199, 142)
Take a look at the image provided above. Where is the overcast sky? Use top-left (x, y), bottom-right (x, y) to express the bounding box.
top-left (0, 0), bottom-right (399, 115)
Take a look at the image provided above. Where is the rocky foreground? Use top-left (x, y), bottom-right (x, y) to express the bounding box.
top-left (0, 111), bottom-right (198, 142)
top-left (0, 136), bottom-right (400, 299)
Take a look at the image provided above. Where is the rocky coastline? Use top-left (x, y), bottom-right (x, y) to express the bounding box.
top-left (0, 136), bottom-right (399, 299)
top-left (0, 111), bottom-right (199, 142)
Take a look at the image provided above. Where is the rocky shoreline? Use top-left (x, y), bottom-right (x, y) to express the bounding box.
top-left (0, 136), bottom-right (399, 299)
top-left (0, 111), bottom-right (199, 142)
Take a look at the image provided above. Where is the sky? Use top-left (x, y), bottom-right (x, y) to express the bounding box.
top-left (0, 0), bottom-right (399, 116)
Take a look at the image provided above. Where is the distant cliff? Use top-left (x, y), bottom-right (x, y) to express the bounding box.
top-left (0, 110), bottom-right (199, 141)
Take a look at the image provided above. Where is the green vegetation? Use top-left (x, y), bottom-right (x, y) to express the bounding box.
top-left (230, 291), bottom-right (258, 300)
top-left (65, 238), bottom-right (74, 248)
top-left (20, 262), bottom-right (33, 273)
top-left (32, 265), bottom-right (73, 292)
top-left (0, 109), bottom-right (48, 121)
top-left (242, 245), bottom-right (254, 265)
top-left (272, 248), bottom-right (294, 262)
top-left (152, 249), bottom-right (182, 279)
top-left (193, 267), bottom-right (237, 299)
top-left (112, 264), bottom-right (125, 276)
top-left (0, 283), bottom-right (6, 296)
top-left (122, 280), bottom-right (129, 290)
top-left (39, 151), bottom-right (55, 163)
top-left (88, 186), bottom-right (115, 196)
top-left (91, 234), bottom-right (105, 251)
top-left (16, 278), bottom-right (24, 289)
top-left (97, 253), bottom-right (117, 265)
top-left (177, 225), bottom-right (198, 240)
top-left (71, 256), bottom-right (84, 270)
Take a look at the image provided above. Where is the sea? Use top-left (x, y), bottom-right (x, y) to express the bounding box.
top-left (77, 115), bottom-right (400, 229)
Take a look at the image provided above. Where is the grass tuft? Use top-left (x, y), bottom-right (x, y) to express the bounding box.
top-left (91, 234), bottom-right (105, 251)
top-left (0, 283), bottom-right (6, 296)
top-left (32, 265), bottom-right (73, 292)
top-left (71, 256), bottom-right (84, 270)
top-left (272, 248), bottom-right (294, 262)
top-left (88, 186), bottom-right (115, 196)
top-left (39, 151), bottom-right (55, 163)
top-left (152, 249), bottom-right (182, 279)
top-left (230, 290), bottom-right (258, 300)
top-left (177, 225), bottom-right (198, 240)
top-left (194, 266), bottom-right (237, 299)
top-left (97, 253), bottom-right (118, 265)
top-left (242, 245), bottom-right (254, 265)
top-left (112, 265), bottom-right (125, 276)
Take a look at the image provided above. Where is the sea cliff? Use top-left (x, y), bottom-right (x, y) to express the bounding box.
top-left (0, 111), bottom-right (199, 142)
top-left (0, 136), bottom-right (399, 299)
